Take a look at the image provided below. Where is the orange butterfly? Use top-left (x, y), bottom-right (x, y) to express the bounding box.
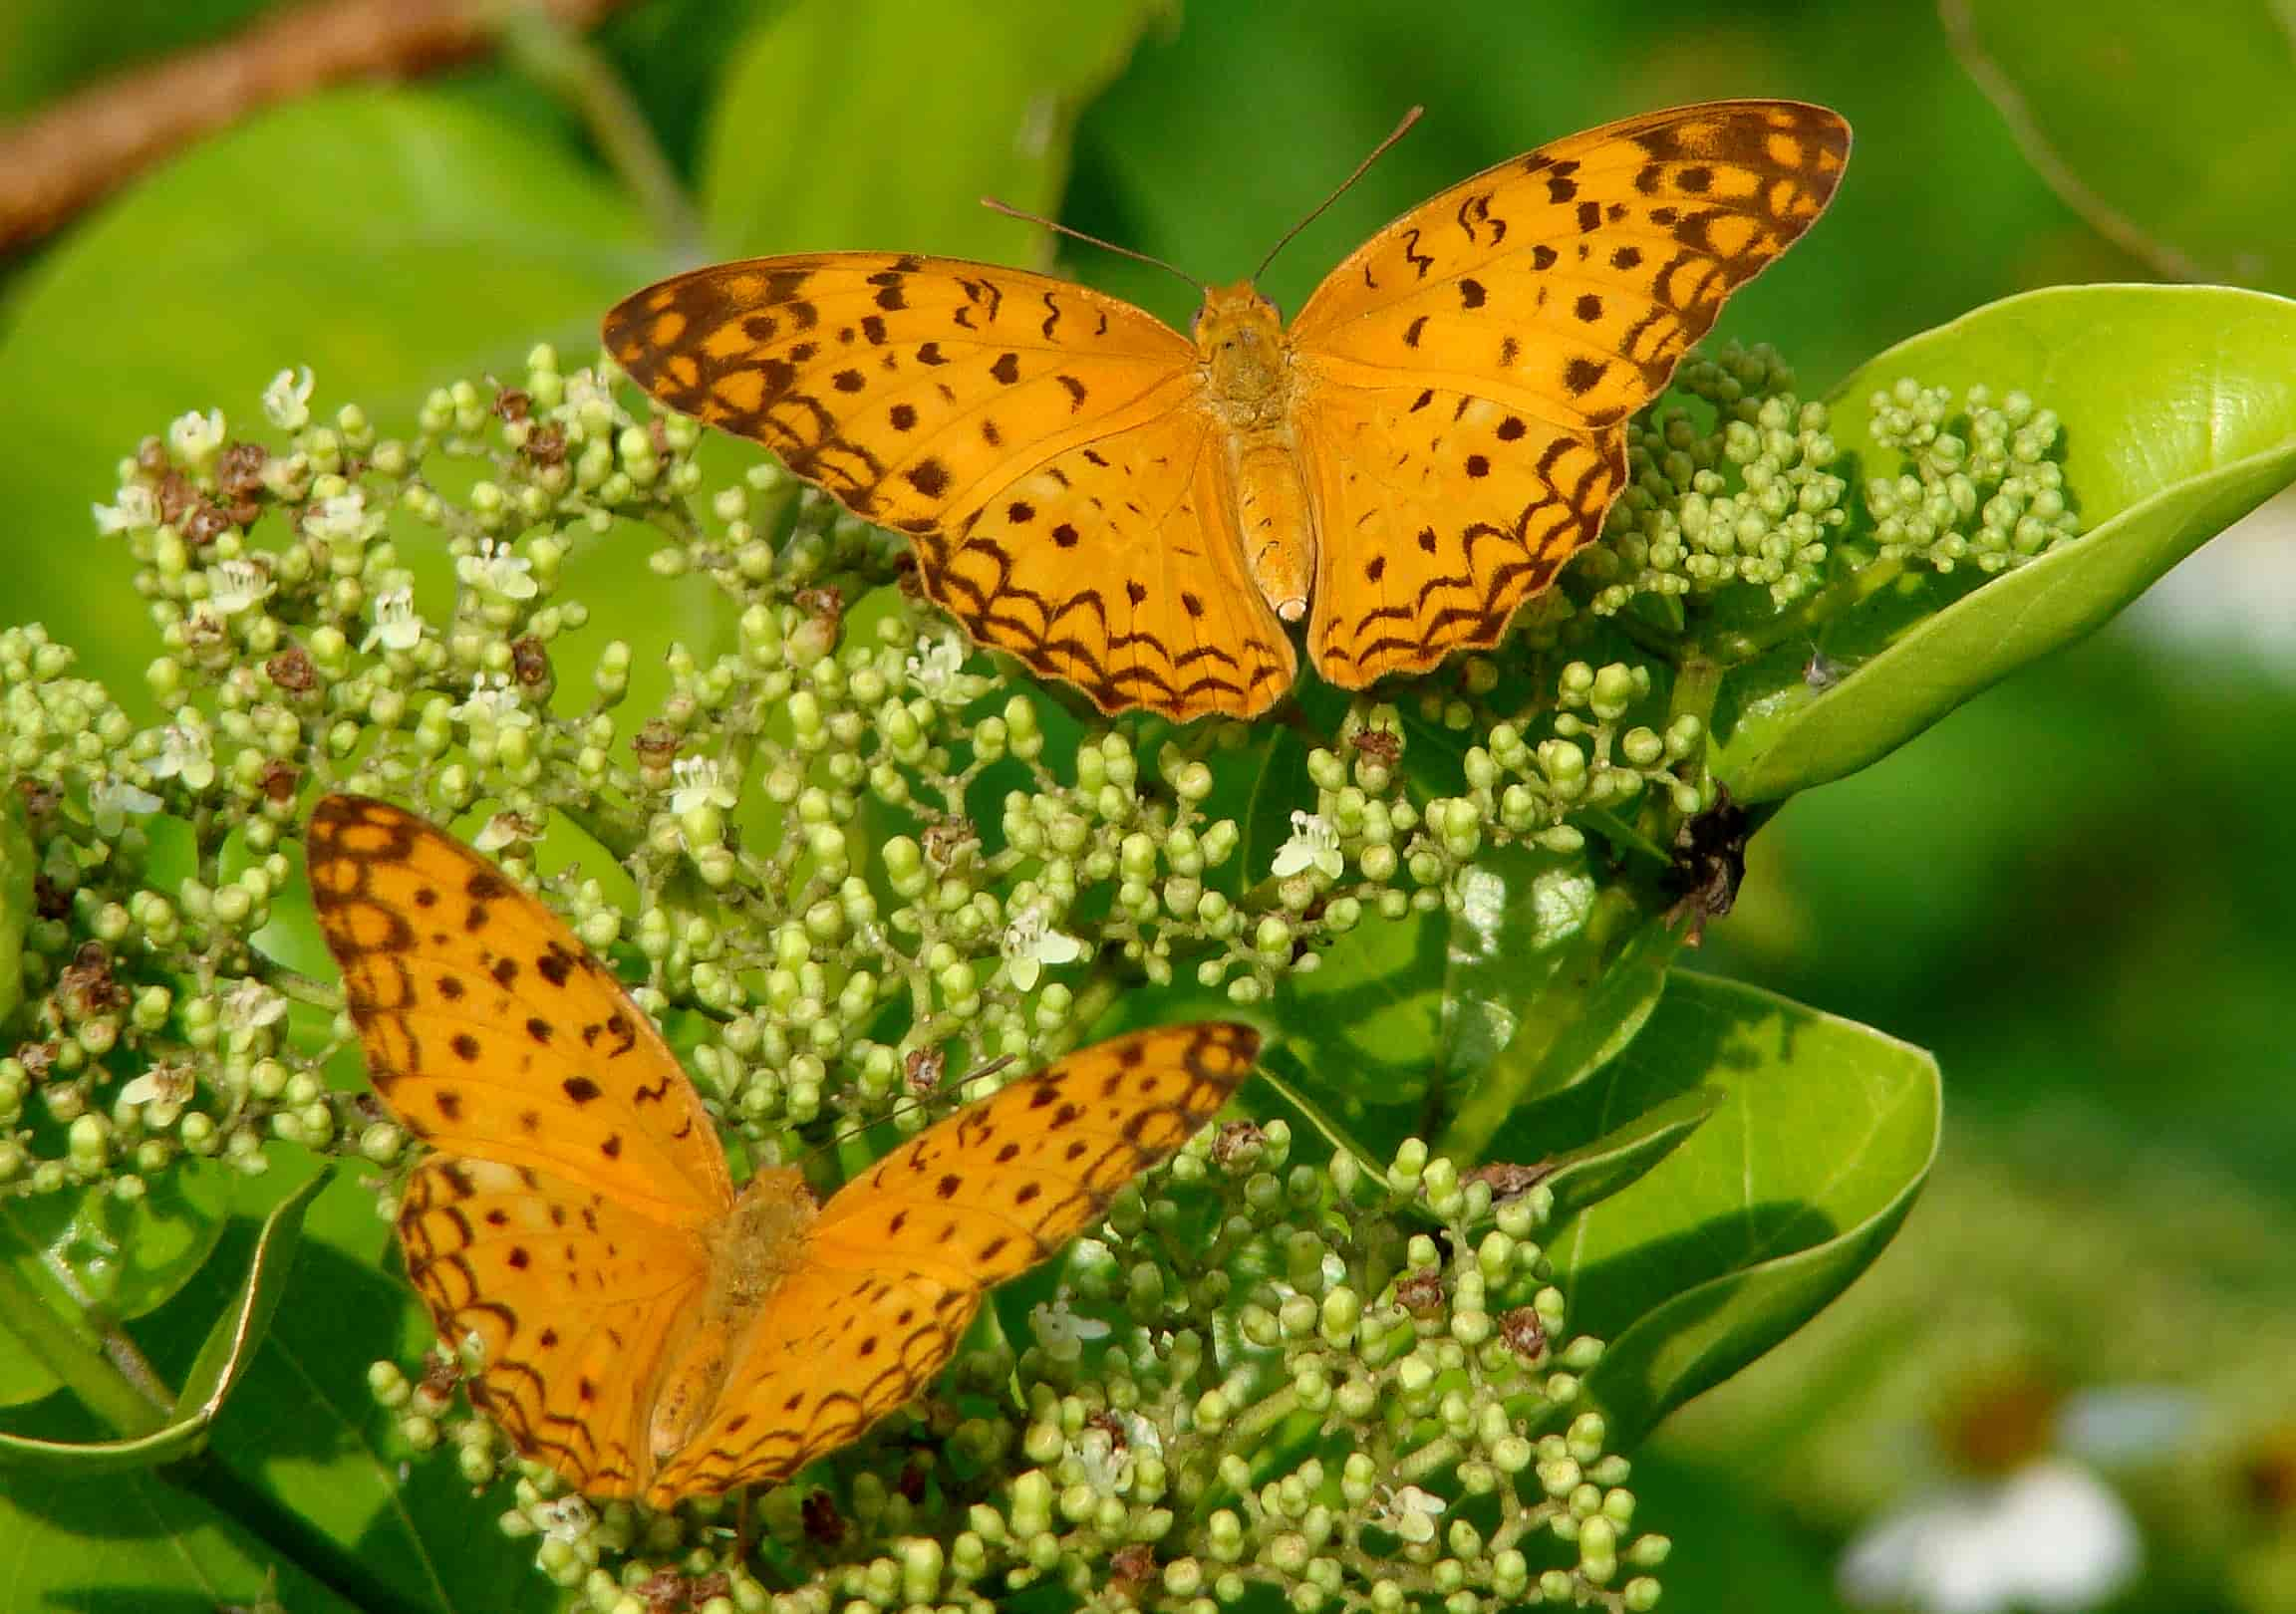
top-left (603, 101), bottom-right (1848, 721)
top-left (307, 794), bottom-right (1258, 1504)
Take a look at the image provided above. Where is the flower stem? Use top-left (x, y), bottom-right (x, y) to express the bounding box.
top-left (498, 7), bottom-right (707, 262)
top-left (0, 1238), bottom-right (170, 1439)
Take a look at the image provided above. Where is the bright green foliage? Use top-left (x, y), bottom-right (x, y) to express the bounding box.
top-left (23, 283), bottom-right (2290, 1607)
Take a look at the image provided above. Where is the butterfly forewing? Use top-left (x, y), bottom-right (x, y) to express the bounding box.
top-left (602, 253), bottom-right (1193, 528)
top-left (308, 795), bottom-right (733, 1226)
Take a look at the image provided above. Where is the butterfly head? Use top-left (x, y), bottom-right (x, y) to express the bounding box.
top-left (1193, 280), bottom-right (1290, 414)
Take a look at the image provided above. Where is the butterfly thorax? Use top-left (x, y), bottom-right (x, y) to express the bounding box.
top-left (1194, 280), bottom-right (1317, 624)
top-left (646, 1166), bottom-right (817, 1464)
top-left (1192, 280), bottom-right (1292, 428)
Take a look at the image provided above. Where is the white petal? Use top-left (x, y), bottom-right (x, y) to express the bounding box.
top-left (1993, 1460), bottom-right (2140, 1608)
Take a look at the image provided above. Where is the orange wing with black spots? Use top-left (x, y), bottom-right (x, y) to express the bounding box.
top-left (602, 257), bottom-right (1291, 718)
top-left (605, 103), bottom-right (1845, 718)
top-left (308, 794), bottom-right (730, 1226)
top-left (1289, 101), bottom-right (1849, 685)
top-left (646, 1021), bottom-right (1259, 1502)
top-left (397, 1156), bottom-right (708, 1496)
top-left (309, 794), bottom-right (1261, 1505)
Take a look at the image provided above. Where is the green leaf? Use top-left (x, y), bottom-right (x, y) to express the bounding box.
top-left (1527, 1085), bottom-right (1723, 1227)
top-left (1551, 971), bottom-right (1938, 1447)
top-left (1433, 846), bottom-right (1680, 1164)
top-left (0, 1167), bottom-right (329, 1476)
top-left (1715, 285), bottom-right (2296, 802)
top-left (0, 1469), bottom-right (354, 1614)
top-left (700, 0), bottom-right (1164, 261)
top-left (1944, 0), bottom-right (2296, 294)
top-left (0, 1163), bottom-right (229, 1414)
top-left (171, 1167), bottom-right (332, 1421)
top-left (0, 790), bottom-right (28, 1028)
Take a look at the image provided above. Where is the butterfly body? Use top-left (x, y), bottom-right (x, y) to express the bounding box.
top-left (645, 1167), bottom-right (814, 1468)
top-left (307, 793), bottom-right (1260, 1504)
top-left (606, 101), bottom-right (1849, 720)
top-left (1194, 280), bottom-right (1317, 621)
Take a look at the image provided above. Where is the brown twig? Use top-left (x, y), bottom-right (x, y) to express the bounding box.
top-left (0, 0), bottom-right (637, 255)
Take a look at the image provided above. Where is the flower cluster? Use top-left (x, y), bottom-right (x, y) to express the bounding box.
top-left (1572, 344), bottom-right (2080, 626)
top-left (375, 1130), bottom-right (1664, 1614)
top-left (0, 338), bottom-right (2080, 1605)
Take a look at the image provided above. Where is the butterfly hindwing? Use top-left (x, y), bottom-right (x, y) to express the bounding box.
top-left (643, 1022), bottom-right (1260, 1502)
top-left (912, 404), bottom-right (1297, 718)
top-left (1297, 382), bottom-right (1621, 686)
top-left (399, 1154), bottom-right (710, 1497)
top-left (642, 1262), bottom-right (978, 1504)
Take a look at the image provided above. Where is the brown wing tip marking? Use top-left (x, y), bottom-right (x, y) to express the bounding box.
top-left (646, 1290), bottom-right (980, 1506)
top-left (912, 528), bottom-right (1290, 721)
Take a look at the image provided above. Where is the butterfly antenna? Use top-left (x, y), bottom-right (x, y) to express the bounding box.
top-left (981, 197), bottom-right (1206, 294)
top-left (1254, 105), bottom-right (1425, 282)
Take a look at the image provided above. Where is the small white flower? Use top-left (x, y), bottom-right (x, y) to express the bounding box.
top-left (168, 407), bottom-right (226, 463)
top-left (534, 1493), bottom-right (594, 1543)
top-left (305, 489), bottom-right (384, 544)
top-left (90, 779), bottom-right (162, 837)
top-left (204, 558), bottom-right (272, 617)
top-left (1373, 1484), bottom-right (1448, 1545)
top-left (1028, 1298), bottom-right (1112, 1361)
top-left (145, 715), bottom-right (215, 791)
top-left (361, 587), bottom-right (425, 653)
top-left (1002, 904), bottom-right (1084, 991)
top-left (223, 979), bottom-right (288, 1032)
top-left (262, 366), bottom-right (315, 430)
top-left (456, 538), bottom-right (539, 601)
top-left (92, 485), bottom-right (159, 536)
top-left (1076, 1411), bottom-right (1160, 1496)
top-left (119, 1061), bottom-right (196, 1125)
top-left (669, 756), bottom-right (737, 815)
top-left (906, 630), bottom-right (990, 706)
top-left (471, 812), bottom-right (539, 854)
top-left (1271, 810), bottom-right (1343, 881)
top-left (453, 672), bottom-right (532, 730)
top-left (1839, 1458), bottom-right (2141, 1614)
top-left (559, 370), bottom-right (612, 416)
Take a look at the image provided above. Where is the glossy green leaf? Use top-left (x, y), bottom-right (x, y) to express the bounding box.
top-left (1527, 1085), bottom-right (1723, 1227)
top-left (0, 1163), bottom-right (230, 1351)
top-left (0, 1469), bottom-right (352, 1614)
top-left (1552, 971), bottom-right (1938, 1446)
top-left (0, 1167), bottom-right (329, 1476)
top-left (1944, 0), bottom-right (2296, 294)
top-left (1434, 845), bottom-right (1679, 1163)
top-left (171, 1167), bottom-right (332, 1421)
top-left (1716, 285), bottom-right (2296, 802)
top-left (700, 0), bottom-right (1163, 260)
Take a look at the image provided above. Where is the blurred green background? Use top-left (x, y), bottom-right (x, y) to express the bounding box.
top-left (2, 1), bottom-right (2290, 1609)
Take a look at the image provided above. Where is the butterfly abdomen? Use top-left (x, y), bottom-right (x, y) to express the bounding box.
top-left (1233, 439), bottom-right (1315, 624)
top-left (648, 1168), bottom-right (817, 1464)
top-left (1194, 282), bottom-right (1318, 625)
